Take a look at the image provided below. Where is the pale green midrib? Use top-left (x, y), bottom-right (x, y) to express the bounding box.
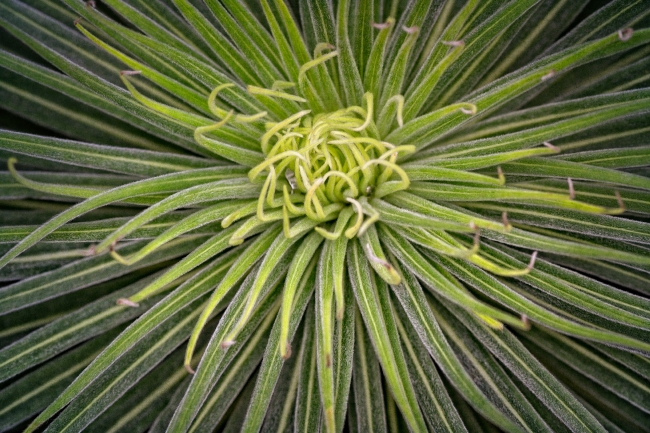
top-left (57, 305), bottom-right (203, 432)
top-left (0, 3), bottom-right (187, 107)
top-left (462, 203), bottom-right (650, 239)
top-left (0, 134), bottom-right (203, 173)
top-left (302, 336), bottom-right (318, 432)
top-left (395, 317), bottom-right (456, 432)
top-left (550, 331), bottom-right (650, 395)
top-left (0, 82), bottom-right (164, 152)
top-left (0, 307), bottom-right (120, 370)
top-left (435, 312), bottom-right (539, 433)
top-left (188, 303), bottom-right (278, 432)
top-left (513, 183), bottom-right (648, 207)
top-left (276, 333), bottom-right (304, 432)
top-left (482, 0), bottom-right (570, 84)
top-left (557, 125), bottom-right (650, 151)
top-left (11, 250), bottom-right (88, 263)
top-left (0, 314), bottom-right (63, 338)
top-left (355, 313), bottom-right (375, 433)
top-left (0, 352), bottom-right (97, 417)
top-left (0, 261), bottom-right (118, 304)
top-left (608, 72), bottom-right (650, 93)
top-left (0, 221), bottom-right (177, 237)
top-left (105, 366), bottom-right (187, 433)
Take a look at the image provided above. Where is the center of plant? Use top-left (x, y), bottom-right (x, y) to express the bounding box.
top-left (246, 104), bottom-right (413, 241)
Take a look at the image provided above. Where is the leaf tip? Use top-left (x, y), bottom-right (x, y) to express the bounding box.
top-left (541, 70), bottom-right (555, 81)
top-left (618, 28), bottom-right (633, 41)
top-left (543, 141), bottom-right (560, 153)
top-left (116, 298), bottom-right (139, 308)
top-left (281, 342), bottom-right (292, 359)
top-left (221, 339), bottom-right (236, 349)
top-left (527, 251), bottom-right (538, 271)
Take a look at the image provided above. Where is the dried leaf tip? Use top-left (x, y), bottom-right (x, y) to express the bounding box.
top-left (497, 166), bottom-right (505, 184)
top-left (442, 40), bottom-right (465, 47)
top-left (372, 21), bottom-right (391, 30)
top-left (527, 251), bottom-right (538, 271)
top-left (501, 211), bottom-right (511, 230)
top-left (281, 343), bottom-right (292, 360)
top-left (543, 141), bottom-right (560, 153)
top-left (459, 104), bottom-right (477, 115)
top-left (402, 25), bottom-right (419, 34)
top-left (615, 191), bottom-right (626, 212)
top-left (116, 298), bottom-right (139, 308)
top-left (618, 28), bottom-right (633, 41)
top-left (220, 340), bottom-right (235, 349)
top-left (541, 70), bottom-right (556, 81)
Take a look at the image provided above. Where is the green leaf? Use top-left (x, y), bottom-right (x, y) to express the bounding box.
top-left (392, 298), bottom-right (467, 433)
top-left (436, 244), bottom-right (650, 352)
top-left (0, 236), bottom-right (202, 316)
top-left (239, 264), bottom-right (317, 433)
top-left (383, 238), bottom-right (524, 433)
top-left (0, 168), bottom-right (247, 269)
top-left (351, 308), bottom-right (387, 433)
top-left (0, 330), bottom-right (119, 431)
top-left (557, 146), bottom-right (650, 168)
top-left (389, 29), bottom-right (650, 148)
top-left (42, 296), bottom-right (205, 433)
top-left (524, 328), bottom-right (650, 413)
top-left (188, 303), bottom-right (276, 433)
top-left (315, 241), bottom-right (336, 432)
top-left (348, 240), bottom-right (428, 433)
top-left (84, 348), bottom-right (188, 433)
top-left (431, 296), bottom-right (555, 433)
top-left (0, 129), bottom-right (216, 176)
top-left (23, 247), bottom-right (239, 432)
top-left (446, 304), bottom-right (606, 433)
top-left (497, 157), bottom-right (650, 190)
top-left (0, 271), bottom-right (168, 382)
top-left (293, 306), bottom-right (320, 433)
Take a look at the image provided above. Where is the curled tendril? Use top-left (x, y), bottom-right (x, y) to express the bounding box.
top-left (208, 83), bottom-right (268, 122)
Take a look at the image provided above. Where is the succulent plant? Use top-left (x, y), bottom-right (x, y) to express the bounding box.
top-left (1, 0), bottom-right (650, 432)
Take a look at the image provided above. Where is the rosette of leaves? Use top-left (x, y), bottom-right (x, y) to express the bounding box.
top-left (1, 0), bottom-right (650, 432)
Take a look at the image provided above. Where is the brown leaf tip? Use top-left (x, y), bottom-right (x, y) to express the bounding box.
top-left (541, 70), bottom-right (555, 81)
top-left (220, 340), bottom-right (236, 349)
top-left (521, 315), bottom-right (531, 330)
top-left (527, 251), bottom-right (538, 271)
top-left (442, 40), bottom-right (464, 47)
top-left (116, 298), bottom-right (139, 308)
top-left (282, 343), bottom-right (292, 360)
top-left (543, 141), bottom-right (560, 153)
top-left (618, 28), bottom-right (633, 41)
